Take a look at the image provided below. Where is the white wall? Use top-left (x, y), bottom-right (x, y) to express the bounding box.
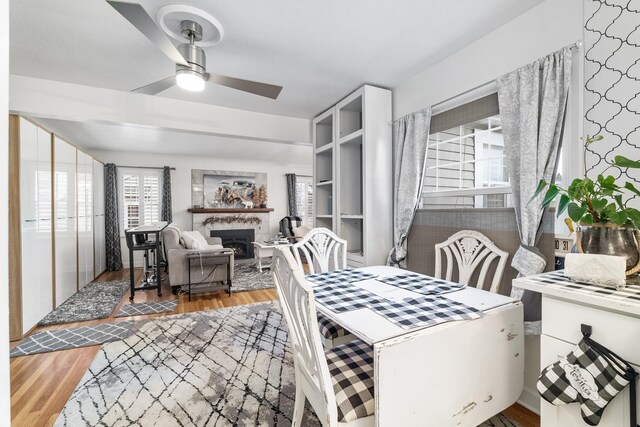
top-left (393, 0), bottom-right (583, 119)
top-left (392, 0), bottom-right (584, 414)
top-left (0, 0), bottom-right (10, 424)
top-left (91, 148), bottom-right (312, 268)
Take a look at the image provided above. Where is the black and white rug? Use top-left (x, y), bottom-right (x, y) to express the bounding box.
top-left (39, 280), bottom-right (130, 326)
top-left (55, 302), bottom-right (520, 427)
top-left (10, 321), bottom-right (133, 357)
top-left (114, 300), bottom-right (178, 318)
top-left (231, 261), bottom-right (274, 292)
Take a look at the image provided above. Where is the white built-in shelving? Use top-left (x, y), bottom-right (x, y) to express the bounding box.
top-left (312, 85), bottom-right (392, 267)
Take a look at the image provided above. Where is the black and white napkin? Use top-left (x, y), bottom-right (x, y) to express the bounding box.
top-left (307, 268), bottom-right (377, 286)
top-left (366, 296), bottom-right (483, 329)
top-left (313, 282), bottom-right (379, 313)
top-left (377, 273), bottom-right (465, 296)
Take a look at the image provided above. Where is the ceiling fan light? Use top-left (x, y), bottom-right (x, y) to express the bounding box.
top-left (176, 69), bottom-right (205, 92)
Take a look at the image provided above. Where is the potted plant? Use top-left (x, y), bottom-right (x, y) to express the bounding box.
top-left (532, 135), bottom-right (640, 275)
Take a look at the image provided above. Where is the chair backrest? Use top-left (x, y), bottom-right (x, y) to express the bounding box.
top-left (292, 227), bottom-right (347, 274)
top-left (434, 230), bottom-right (509, 293)
top-left (272, 248), bottom-right (338, 425)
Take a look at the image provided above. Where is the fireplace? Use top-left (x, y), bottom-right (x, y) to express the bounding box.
top-left (211, 229), bottom-right (255, 260)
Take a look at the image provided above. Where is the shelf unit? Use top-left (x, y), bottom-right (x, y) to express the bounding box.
top-left (312, 85), bottom-right (392, 267)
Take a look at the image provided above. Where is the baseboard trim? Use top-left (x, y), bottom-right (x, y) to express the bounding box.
top-left (517, 386), bottom-right (540, 415)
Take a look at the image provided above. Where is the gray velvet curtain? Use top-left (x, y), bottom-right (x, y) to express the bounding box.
top-left (161, 166), bottom-right (172, 223)
top-left (387, 107), bottom-right (432, 268)
top-left (286, 173), bottom-right (298, 216)
top-left (497, 45), bottom-right (574, 334)
top-left (104, 163), bottom-right (123, 271)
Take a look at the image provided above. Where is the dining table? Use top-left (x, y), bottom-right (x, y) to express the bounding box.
top-left (308, 265), bottom-right (524, 427)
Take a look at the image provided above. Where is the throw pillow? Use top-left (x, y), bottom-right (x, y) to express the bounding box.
top-left (182, 231), bottom-right (208, 250)
top-left (292, 225), bottom-right (311, 238)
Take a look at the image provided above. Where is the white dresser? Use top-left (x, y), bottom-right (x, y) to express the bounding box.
top-left (515, 271), bottom-right (640, 427)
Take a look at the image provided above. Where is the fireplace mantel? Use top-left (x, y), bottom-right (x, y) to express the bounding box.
top-left (188, 208), bottom-right (274, 214)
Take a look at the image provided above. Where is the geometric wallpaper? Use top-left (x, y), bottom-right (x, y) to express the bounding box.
top-left (583, 0), bottom-right (640, 205)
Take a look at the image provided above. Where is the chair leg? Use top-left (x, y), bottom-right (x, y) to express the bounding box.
top-left (292, 383), bottom-right (306, 427)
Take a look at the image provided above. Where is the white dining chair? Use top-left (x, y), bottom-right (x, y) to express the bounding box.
top-left (434, 230), bottom-right (509, 294)
top-left (292, 227), bottom-right (347, 275)
top-left (291, 227), bottom-right (353, 348)
top-left (272, 248), bottom-right (375, 427)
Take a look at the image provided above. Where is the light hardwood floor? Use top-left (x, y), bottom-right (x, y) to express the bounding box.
top-left (9, 268), bottom-right (539, 427)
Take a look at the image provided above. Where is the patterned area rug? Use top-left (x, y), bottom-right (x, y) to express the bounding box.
top-left (231, 261), bottom-right (274, 292)
top-left (39, 280), bottom-right (130, 326)
top-left (114, 300), bottom-right (178, 318)
top-left (10, 321), bottom-right (133, 357)
top-left (56, 302), bottom-right (522, 427)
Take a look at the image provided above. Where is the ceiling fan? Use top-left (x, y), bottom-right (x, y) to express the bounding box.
top-left (106, 1), bottom-right (283, 99)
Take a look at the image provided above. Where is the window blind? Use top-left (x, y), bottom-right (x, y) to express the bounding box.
top-left (430, 93), bottom-right (499, 135)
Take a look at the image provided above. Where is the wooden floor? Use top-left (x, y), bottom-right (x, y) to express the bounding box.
top-left (9, 268), bottom-right (540, 427)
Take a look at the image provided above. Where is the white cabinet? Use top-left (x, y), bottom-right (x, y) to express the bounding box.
top-left (515, 273), bottom-right (640, 426)
top-left (77, 151), bottom-right (94, 287)
top-left (54, 136), bottom-right (78, 307)
top-left (19, 118), bottom-right (53, 334)
top-left (93, 159), bottom-right (105, 276)
top-left (312, 85), bottom-right (393, 266)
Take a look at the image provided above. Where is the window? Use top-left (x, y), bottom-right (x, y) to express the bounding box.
top-left (118, 168), bottom-right (162, 231)
top-left (295, 175), bottom-right (314, 228)
top-left (422, 93), bottom-right (511, 209)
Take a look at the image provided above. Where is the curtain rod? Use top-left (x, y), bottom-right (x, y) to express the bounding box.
top-left (392, 40), bottom-right (582, 124)
top-left (117, 165), bottom-right (176, 171)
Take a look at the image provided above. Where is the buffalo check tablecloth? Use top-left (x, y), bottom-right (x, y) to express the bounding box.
top-left (309, 269), bottom-right (483, 329)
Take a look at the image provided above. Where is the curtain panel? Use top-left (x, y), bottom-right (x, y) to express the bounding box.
top-left (387, 107), bottom-right (432, 268)
top-left (286, 173), bottom-right (298, 216)
top-left (498, 45), bottom-right (574, 334)
top-left (161, 166), bottom-right (172, 223)
top-left (104, 163), bottom-right (123, 271)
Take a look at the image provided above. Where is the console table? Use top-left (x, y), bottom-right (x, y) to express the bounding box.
top-left (185, 250), bottom-right (232, 301)
top-left (514, 270), bottom-right (640, 426)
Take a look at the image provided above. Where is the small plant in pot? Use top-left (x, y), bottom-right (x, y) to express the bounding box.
top-left (532, 135), bottom-right (640, 276)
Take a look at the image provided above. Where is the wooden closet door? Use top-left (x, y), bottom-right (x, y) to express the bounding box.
top-left (35, 126), bottom-right (53, 321)
top-left (93, 160), bottom-right (105, 276)
top-left (19, 118), bottom-right (40, 333)
top-left (54, 137), bottom-right (77, 306)
top-left (18, 119), bottom-right (53, 334)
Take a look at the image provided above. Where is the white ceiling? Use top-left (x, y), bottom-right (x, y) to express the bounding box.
top-left (36, 118), bottom-right (312, 163)
top-left (11, 0), bottom-right (544, 119)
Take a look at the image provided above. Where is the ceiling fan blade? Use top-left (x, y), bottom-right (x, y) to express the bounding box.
top-left (106, 1), bottom-right (189, 67)
top-left (132, 76), bottom-right (176, 95)
top-left (206, 73), bottom-right (283, 99)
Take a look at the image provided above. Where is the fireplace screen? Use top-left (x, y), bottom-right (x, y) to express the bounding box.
top-left (210, 229), bottom-right (255, 260)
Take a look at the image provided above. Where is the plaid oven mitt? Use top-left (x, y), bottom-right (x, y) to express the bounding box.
top-left (537, 333), bottom-right (637, 426)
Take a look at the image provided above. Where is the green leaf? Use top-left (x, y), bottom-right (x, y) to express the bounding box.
top-left (541, 185), bottom-right (560, 208)
top-left (580, 178), bottom-right (595, 195)
top-left (625, 182), bottom-right (640, 198)
top-left (529, 179), bottom-right (548, 204)
top-left (556, 194), bottom-right (570, 217)
top-left (591, 198), bottom-right (608, 214)
top-left (568, 202), bottom-right (587, 223)
top-left (567, 178), bottom-right (584, 200)
top-left (614, 155), bottom-right (640, 169)
top-left (581, 213), bottom-right (594, 225)
top-left (610, 210), bottom-right (628, 226)
top-left (625, 208), bottom-right (640, 228)
top-left (615, 195), bottom-right (624, 210)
